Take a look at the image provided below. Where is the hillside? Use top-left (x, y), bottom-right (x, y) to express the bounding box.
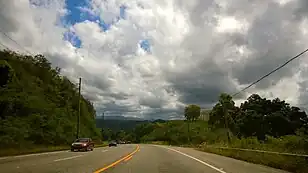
top-left (0, 50), bottom-right (101, 148)
top-left (96, 119), bottom-right (148, 131)
top-left (95, 116), bottom-right (167, 131)
top-left (96, 115), bottom-right (145, 121)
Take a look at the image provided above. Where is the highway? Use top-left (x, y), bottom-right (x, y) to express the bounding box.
top-left (0, 144), bottom-right (289, 173)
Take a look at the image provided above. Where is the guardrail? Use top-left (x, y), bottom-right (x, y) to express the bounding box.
top-left (204, 146), bottom-right (308, 157)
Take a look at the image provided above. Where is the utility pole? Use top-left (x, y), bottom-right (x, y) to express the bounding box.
top-left (102, 112), bottom-right (105, 129)
top-left (223, 105), bottom-right (231, 144)
top-left (101, 112), bottom-right (105, 140)
top-left (76, 77), bottom-right (81, 139)
top-left (187, 119), bottom-right (190, 143)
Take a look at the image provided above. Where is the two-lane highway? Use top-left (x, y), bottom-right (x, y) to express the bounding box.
top-left (0, 144), bottom-right (289, 173)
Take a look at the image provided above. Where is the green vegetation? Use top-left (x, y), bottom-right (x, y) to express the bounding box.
top-left (96, 119), bottom-right (148, 132)
top-left (112, 93), bottom-right (308, 172)
top-left (0, 50), bottom-right (101, 155)
top-left (184, 104), bottom-right (201, 121)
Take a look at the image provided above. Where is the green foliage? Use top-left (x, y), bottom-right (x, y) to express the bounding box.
top-left (184, 104), bottom-right (201, 121)
top-left (128, 120), bottom-right (211, 145)
top-left (96, 119), bottom-right (147, 131)
top-left (209, 93), bottom-right (308, 140)
top-left (0, 50), bottom-right (100, 149)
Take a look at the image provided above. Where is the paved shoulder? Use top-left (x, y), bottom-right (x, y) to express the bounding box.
top-left (165, 145), bottom-right (289, 173)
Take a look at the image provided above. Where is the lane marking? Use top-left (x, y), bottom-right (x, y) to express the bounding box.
top-left (0, 150), bottom-right (69, 160)
top-left (102, 150), bottom-right (108, 153)
top-left (157, 146), bottom-right (227, 173)
top-left (124, 156), bottom-right (133, 162)
top-left (54, 155), bottom-right (83, 162)
top-left (94, 145), bottom-right (140, 173)
top-left (0, 146), bottom-right (109, 160)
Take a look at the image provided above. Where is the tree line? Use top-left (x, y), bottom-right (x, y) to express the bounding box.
top-left (106, 93), bottom-right (308, 153)
top-left (209, 93), bottom-right (308, 141)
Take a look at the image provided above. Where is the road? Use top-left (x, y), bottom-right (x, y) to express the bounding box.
top-left (0, 144), bottom-right (289, 173)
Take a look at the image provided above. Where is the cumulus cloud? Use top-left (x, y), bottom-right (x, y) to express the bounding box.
top-left (1, 0), bottom-right (308, 119)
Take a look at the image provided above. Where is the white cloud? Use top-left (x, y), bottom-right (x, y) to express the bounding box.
top-left (1, 0), bottom-right (308, 119)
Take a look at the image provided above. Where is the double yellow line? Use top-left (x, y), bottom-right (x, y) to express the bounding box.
top-left (94, 145), bottom-right (140, 173)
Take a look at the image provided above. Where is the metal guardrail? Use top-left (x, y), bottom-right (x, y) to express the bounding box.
top-left (205, 146), bottom-right (308, 157)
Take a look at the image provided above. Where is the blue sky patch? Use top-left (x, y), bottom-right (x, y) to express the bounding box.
top-left (61, 0), bottom-right (127, 47)
top-left (63, 0), bottom-right (94, 25)
top-left (63, 30), bottom-right (82, 48)
top-left (63, 0), bottom-right (125, 29)
top-left (140, 40), bottom-right (151, 53)
top-left (120, 5), bottom-right (127, 19)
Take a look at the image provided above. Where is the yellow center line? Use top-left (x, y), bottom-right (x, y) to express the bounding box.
top-left (93, 145), bottom-right (140, 173)
top-left (124, 155), bottom-right (133, 162)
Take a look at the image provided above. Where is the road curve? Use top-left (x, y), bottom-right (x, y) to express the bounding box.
top-left (0, 144), bottom-right (289, 173)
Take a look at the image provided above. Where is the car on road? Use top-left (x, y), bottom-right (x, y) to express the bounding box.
top-left (118, 140), bottom-right (126, 144)
top-left (109, 140), bottom-right (117, 147)
top-left (71, 138), bottom-right (94, 152)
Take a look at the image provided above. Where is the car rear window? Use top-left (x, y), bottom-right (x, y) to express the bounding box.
top-left (75, 138), bottom-right (89, 142)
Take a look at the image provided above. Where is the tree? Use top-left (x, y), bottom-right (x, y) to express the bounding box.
top-left (184, 104), bottom-right (201, 121)
top-left (209, 93), bottom-right (236, 143)
top-left (209, 93), bottom-right (236, 128)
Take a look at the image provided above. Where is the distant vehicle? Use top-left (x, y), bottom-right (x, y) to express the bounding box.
top-left (109, 140), bottom-right (117, 147)
top-left (71, 138), bottom-right (94, 152)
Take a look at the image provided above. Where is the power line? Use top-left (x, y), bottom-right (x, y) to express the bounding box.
top-left (0, 28), bottom-right (33, 55)
top-left (232, 48), bottom-right (308, 97)
top-left (0, 41), bottom-right (9, 50)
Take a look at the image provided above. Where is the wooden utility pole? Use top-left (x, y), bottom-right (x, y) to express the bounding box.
top-left (223, 105), bottom-right (231, 144)
top-left (102, 112), bottom-right (105, 129)
top-left (76, 77), bottom-right (81, 139)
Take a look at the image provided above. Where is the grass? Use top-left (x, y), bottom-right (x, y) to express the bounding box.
top-left (147, 141), bottom-right (169, 145)
top-left (198, 146), bottom-right (308, 173)
top-left (0, 141), bottom-right (109, 157)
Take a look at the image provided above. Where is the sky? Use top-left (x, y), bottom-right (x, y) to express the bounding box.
top-left (1, 0), bottom-right (308, 119)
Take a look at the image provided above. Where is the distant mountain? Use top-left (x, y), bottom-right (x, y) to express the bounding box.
top-left (95, 116), bottom-right (168, 131)
top-left (152, 119), bottom-right (166, 123)
top-left (96, 115), bottom-right (145, 121)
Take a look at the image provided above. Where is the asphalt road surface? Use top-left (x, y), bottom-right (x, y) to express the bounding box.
top-left (0, 144), bottom-right (289, 173)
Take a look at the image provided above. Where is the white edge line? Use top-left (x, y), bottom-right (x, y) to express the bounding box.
top-left (0, 150), bottom-right (69, 160)
top-left (210, 147), bottom-right (308, 157)
top-left (155, 145), bottom-right (227, 173)
top-left (54, 155), bottom-right (83, 162)
top-left (102, 150), bottom-right (108, 152)
top-left (0, 146), bottom-right (109, 160)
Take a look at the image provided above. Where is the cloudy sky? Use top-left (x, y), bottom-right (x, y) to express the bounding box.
top-left (1, 0), bottom-right (308, 119)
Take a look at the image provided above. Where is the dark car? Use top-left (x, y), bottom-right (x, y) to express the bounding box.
top-left (71, 138), bottom-right (94, 152)
top-left (109, 140), bottom-right (117, 147)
